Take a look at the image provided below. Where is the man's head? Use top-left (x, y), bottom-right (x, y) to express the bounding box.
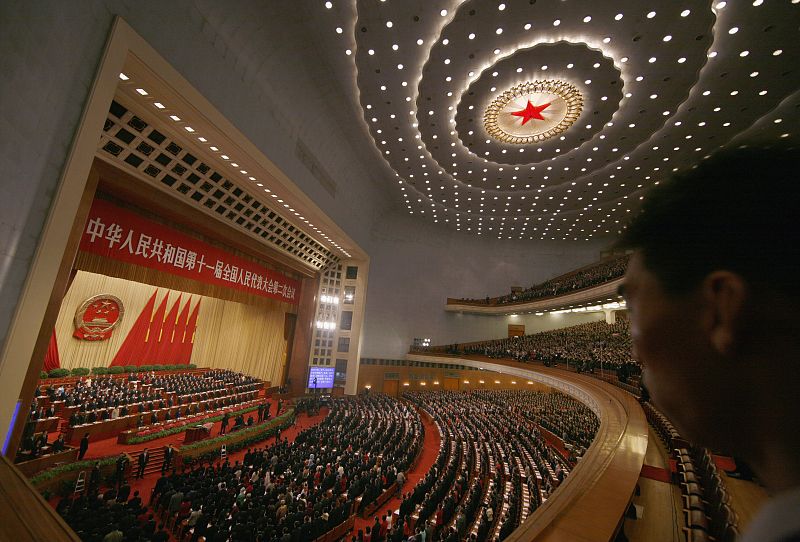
top-left (618, 146), bottom-right (800, 471)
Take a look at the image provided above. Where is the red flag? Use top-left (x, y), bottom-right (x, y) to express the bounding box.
top-left (112, 290), bottom-right (158, 366)
top-left (166, 296), bottom-right (192, 365)
top-left (178, 299), bottom-right (201, 364)
top-left (159, 294), bottom-right (182, 364)
top-left (142, 292), bottom-right (169, 364)
top-left (43, 328), bottom-right (60, 372)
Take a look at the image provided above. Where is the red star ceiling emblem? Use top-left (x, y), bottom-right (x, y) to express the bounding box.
top-left (511, 100), bottom-right (551, 125)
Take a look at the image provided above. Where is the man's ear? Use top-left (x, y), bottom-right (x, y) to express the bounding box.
top-left (701, 271), bottom-right (749, 356)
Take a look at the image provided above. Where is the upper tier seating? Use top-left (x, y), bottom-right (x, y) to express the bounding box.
top-left (454, 254), bottom-right (629, 306)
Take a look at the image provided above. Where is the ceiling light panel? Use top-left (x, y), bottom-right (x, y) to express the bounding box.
top-left (318, 0), bottom-right (800, 240)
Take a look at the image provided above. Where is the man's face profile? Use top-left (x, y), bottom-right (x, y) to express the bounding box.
top-left (622, 252), bottom-right (729, 446)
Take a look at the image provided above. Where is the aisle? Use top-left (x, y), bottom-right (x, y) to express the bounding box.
top-left (351, 411), bottom-right (442, 536)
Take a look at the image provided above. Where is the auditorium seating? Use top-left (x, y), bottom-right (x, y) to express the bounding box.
top-left (415, 320), bottom-right (643, 397)
top-left (644, 401), bottom-right (740, 542)
top-left (400, 390), bottom-right (591, 541)
top-left (145, 395), bottom-right (423, 542)
top-left (452, 254), bottom-right (629, 306)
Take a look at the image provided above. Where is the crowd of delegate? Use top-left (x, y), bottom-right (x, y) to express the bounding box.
top-left (19, 369), bottom-right (261, 459)
top-left (374, 389), bottom-right (594, 542)
top-left (62, 395), bottom-right (423, 542)
top-left (434, 320), bottom-right (641, 384)
top-left (455, 255), bottom-right (629, 306)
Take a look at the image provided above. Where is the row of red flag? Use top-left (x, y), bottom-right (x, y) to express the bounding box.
top-left (43, 290), bottom-right (201, 370)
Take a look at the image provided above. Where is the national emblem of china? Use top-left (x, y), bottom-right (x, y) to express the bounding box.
top-left (484, 80), bottom-right (583, 145)
top-left (73, 294), bottom-right (124, 341)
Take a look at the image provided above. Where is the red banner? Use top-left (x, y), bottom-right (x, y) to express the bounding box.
top-left (79, 199), bottom-right (300, 304)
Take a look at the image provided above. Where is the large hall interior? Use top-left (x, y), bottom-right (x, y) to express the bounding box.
top-left (1, 1), bottom-right (798, 541)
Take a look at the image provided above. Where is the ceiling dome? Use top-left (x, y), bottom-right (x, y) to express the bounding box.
top-left (314, 0), bottom-right (800, 240)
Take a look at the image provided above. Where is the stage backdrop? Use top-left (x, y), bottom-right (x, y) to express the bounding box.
top-left (53, 270), bottom-right (286, 383)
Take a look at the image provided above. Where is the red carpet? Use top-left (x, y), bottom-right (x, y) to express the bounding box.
top-left (640, 464), bottom-right (672, 483)
top-left (713, 455), bottom-right (737, 472)
top-left (351, 410), bottom-right (441, 536)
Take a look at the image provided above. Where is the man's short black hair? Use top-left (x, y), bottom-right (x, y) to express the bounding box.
top-left (618, 145), bottom-right (800, 294)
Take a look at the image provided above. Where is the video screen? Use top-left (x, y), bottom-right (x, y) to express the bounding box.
top-left (308, 366), bottom-right (335, 389)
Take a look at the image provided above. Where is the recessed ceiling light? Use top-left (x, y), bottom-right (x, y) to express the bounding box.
top-left (621, 56), bottom-right (629, 63)
top-left (647, 11), bottom-right (657, 18)
top-left (397, 63), bottom-right (403, 69)
top-left (649, 57), bottom-right (657, 63)
top-left (368, 49), bottom-right (374, 55)
top-left (385, 20), bottom-right (393, 28)
top-left (392, 44), bottom-right (399, 50)
top-left (153, 102), bottom-right (165, 109)
top-left (614, 13), bottom-right (623, 20)
top-left (715, 1), bottom-right (726, 8)
top-left (583, 15), bottom-right (591, 22)
top-left (496, 27), bottom-right (503, 34)
top-left (118, 73), bottom-right (129, 81)
top-left (603, 37), bottom-right (611, 43)
top-left (773, 49), bottom-right (783, 56)
top-left (663, 35), bottom-right (672, 41)
top-left (440, 9), bottom-right (447, 16)
top-left (524, 23), bottom-right (532, 30)
top-left (750, 71), bottom-right (759, 77)
top-left (416, 38), bottom-right (423, 45)
top-left (169, 114), bottom-right (181, 121)
top-left (468, 33), bottom-right (475, 39)
top-left (324, 1), bottom-right (332, 8)
top-left (336, 27), bottom-right (342, 34)
top-left (135, 88), bottom-right (148, 96)
top-left (728, 26), bottom-right (739, 34)
top-left (345, 49), bottom-right (351, 55)
top-left (553, 19), bottom-right (561, 26)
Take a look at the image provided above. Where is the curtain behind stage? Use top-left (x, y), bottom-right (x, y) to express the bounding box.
top-left (53, 271), bottom-right (287, 384)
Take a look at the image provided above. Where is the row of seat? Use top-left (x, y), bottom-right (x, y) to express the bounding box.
top-left (677, 446), bottom-right (739, 542)
top-left (642, 401), bottom-right (684, 451)
top-left (642, 400), bottom-right (740, 542)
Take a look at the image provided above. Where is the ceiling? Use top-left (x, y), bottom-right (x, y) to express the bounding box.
top-left (299, 0), bottom-right (799, 241)
top-left (193, 1), bottom-right (799, 244)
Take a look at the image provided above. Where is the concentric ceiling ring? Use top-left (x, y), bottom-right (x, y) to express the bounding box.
top-left (335, 0), bottom-right (799, 239)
